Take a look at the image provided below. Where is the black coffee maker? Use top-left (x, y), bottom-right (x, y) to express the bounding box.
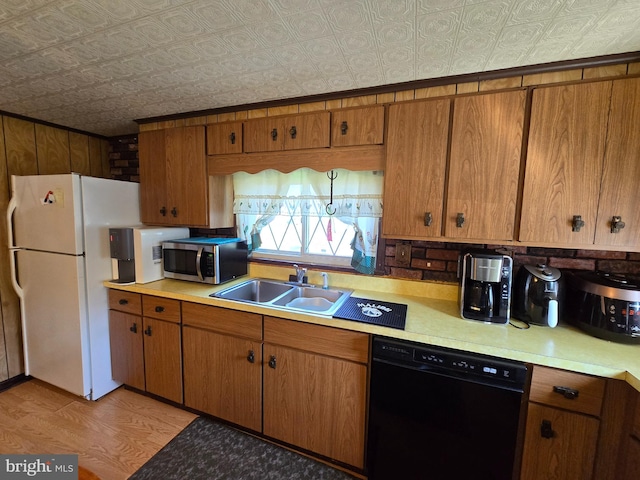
top-left (459, 249), bottom-right (513, 324)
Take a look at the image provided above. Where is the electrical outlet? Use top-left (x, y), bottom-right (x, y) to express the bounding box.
top-left (395, 243), bottom-right (412, 267)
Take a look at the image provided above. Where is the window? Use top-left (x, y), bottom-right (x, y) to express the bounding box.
top-left (232, 168), bottom-right (383, 274)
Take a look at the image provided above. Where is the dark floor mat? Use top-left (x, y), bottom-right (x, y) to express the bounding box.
top-left (129, 417), bottom-right (357, 480)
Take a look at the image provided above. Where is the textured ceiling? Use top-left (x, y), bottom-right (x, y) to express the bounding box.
top-left (1, 0), bottom-right (639, 137)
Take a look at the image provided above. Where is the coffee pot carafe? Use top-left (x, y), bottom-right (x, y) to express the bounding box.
top-left (459, 250), bottom-right (513, 324)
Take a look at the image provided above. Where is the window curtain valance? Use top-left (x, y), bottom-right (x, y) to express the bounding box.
top-left (232, 169), bottom-right (383, 218)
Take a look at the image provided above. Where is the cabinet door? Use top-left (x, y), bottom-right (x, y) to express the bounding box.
top-left (108, 310), bottom-right (144, 391)
top-left (263, 344), bottom-right (367, 468)
top-left (382, 99), bottom-right (450, 238)
top-left (595, 77), bottom-right (640, 247)
top-left (331, 106), bottom-right (384, 147)
top-left (183, 327), bottom-right (262, 432)
top-left (139, 129), bottom-right (169, 224)
top-left (244, 117), bottom-right (285, 152)
top-left (143, 318), bottom-right (182, 403)
top-left (165, 126), bottom-right (208, 226)
top-left (207, 121), bottom-right (243, 155)
top-left (520, 403), bottom-right (599, 480)
top-left (445, 90), bottom-right (526, 240)
top-left (622, 436), bottom-right (640, 480)
top-left (520, 82), bottom-right (612, 244)
top-left (284, 112), bottom-right (330, 150)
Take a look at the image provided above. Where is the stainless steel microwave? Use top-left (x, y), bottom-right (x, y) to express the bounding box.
top-left (162, 237), bottom-right (248, 284)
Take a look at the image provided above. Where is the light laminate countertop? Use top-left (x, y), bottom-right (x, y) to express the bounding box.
top-left (106, 264), bottom-right (640, 392)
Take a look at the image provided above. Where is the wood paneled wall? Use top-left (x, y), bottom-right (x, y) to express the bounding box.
top-left (0, 115), bottom-right (111, 382)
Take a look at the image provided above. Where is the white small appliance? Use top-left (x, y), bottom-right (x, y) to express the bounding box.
top-left (133, 226), bottom-right (189, 283)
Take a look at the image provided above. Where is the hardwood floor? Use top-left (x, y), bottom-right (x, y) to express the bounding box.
top-left (0, 379), bottom-right (196, 479)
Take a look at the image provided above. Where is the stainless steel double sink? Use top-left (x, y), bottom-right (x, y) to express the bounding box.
top-left (211, 278), bottom-right (352, 316)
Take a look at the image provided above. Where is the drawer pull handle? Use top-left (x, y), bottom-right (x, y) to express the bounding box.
top-left (247, 350), bottom-right (255, 364)
top-left (424, 212), bottom-right (433, 227)
top-left (553, 385), bottom-right (579, 400)
top-left (155, 306), bottom-right (164, 313)
top-left (541, 419), bottom-right (555, 439)
top-left (572, 215), bottom-right (585, 232)
top-left (456, 212), bottom-right (465, 228)
top-left (229, 132), bottom-right (236, 145)
top-left (289, 126), bottom-right (297, 139)
top-left (268, 355), bottom-right (277, 369)
top-left (271, 128), bottom-right (278, 141)
top-left (144, 326), bottom-right (152, 336)
top-left (340, 121), bottom-right (348, 135)
top-left (129, 323), bottom-right (137, 334)
top-left (119, 299), bottom-right (128, 305)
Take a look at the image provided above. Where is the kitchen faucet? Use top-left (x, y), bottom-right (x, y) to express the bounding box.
top-left (293, 264), bottom-right (307, 284)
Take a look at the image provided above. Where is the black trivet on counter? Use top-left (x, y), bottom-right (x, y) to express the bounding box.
top-left (333, 297), bottom-right (407, 330)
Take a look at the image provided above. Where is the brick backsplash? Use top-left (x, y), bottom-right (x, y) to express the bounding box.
top-left (109, 135), bottom-right (139, 182)
top-left (384, 239), bottom-right (640, 284)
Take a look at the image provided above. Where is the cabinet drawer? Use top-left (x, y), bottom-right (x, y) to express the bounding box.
top-left (529, 365), bottom-right (605, 416)
top-left (182, 303), bottom-right (262, 341)
top-left (108, 290), bottom-right (142, 315)
top-left (330, 105), bottom-right (384, 147)
top-left (142, 295), bottom-right (181, 323)
top-left (264, 316), bottom-right (369, 364)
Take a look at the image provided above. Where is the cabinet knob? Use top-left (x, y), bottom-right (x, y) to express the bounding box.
top-left (572, 215), bottom-right (585, 232)
top-left (155, 306), bottom-right (164, 313)
top-left (144, 326), bottom-right (152, 336)
top-left (229, 132), bottom-right (236, 145)
top-left (171, 207), bottom-right (177, 217)
top-left (540, 419), bottom-right (555, 439)
top-left (247, 350), bottom-right (255, 363)
top-left (553, 385), bottom-right (579, 400)
top-left (340, 121), bottom-right (348, 135)
top-left (456, 212), bottom-right (465, 228)
top-left (119, 299), bottom-right (128, 305)
top-left (289, 126), bottom-right (297, 139)
top-left (268, 355), bottom-right (277, 369)
top-left (129, 323), bottom-right (137, 334)
top-left (611, 215), bottom-right (626, 233)
top-left (271, 128), bottom-right (278, 141)
top-left (424, 212), bottom-right (433, 227)
top-left (160, 206), bottom-right (167, 216)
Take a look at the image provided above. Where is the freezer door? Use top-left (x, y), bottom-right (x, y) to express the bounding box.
top-left (17, 249), bottom-right (92, 398)
top-left (11, 174), bottom-right (83, 255)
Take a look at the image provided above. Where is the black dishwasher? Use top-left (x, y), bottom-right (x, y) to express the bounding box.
top-left (367, 336), bottom-right (529, 480)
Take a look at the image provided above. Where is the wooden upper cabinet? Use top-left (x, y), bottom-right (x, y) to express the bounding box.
top-left (520, 81), bottom-right (612, 245)
top-left (331, 105), bottom-right (384, 147)
top-left (244, 111), bottom-right (330, 153)
top-left (139, 129), bottom-right (169, 225)
top-left (445, 90), bottom-right (526, 241)
top-left (69, 132), bottom-right (91, 176)
top-left (165, 126), bottom-right (208, 226)
top-left (382, 99), bottom-right (450, 239)
top-left (594, 77), bottom-right (640, 248)
top-left (139, 126), bottom-right (210, 227)
top-left (207, 121), bottom-right (243, 155)
top-left (4, 116), bottom-right (37, 176)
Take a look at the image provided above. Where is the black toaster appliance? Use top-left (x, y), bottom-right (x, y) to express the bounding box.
top-left (564, 271), bottom-right (640, 344)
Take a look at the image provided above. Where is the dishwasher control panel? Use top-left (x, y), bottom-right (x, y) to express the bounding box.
top-left (373, 336), bottom-right (528, 392)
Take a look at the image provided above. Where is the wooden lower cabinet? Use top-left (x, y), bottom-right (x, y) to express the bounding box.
top-left (520, 403), bottom-right (600, 480)
top-left (142, 317), bottom-right (182, 404)
top-left (108, 310), bottom-right (144, 391)
top-left (183, 326), bottom-right (262, 432)
top-left (263, 316), bottom-right (369, 468)
top-left (108, 291), bottom-right (182, 404)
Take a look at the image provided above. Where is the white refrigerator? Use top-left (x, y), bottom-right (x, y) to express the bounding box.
top-left (7, 173), bottom-right (141, 400)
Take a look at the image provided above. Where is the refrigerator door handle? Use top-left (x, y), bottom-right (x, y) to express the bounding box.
top-left (6, 194), bottom-right (17, 250)
top-left (6, 195), bottom-right (23, 298)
